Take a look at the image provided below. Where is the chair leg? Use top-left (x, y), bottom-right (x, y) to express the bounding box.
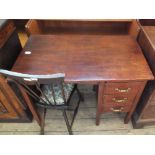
top-left (71, 99), bottom-right (80, 127)
top-left (62, 110), bottom-right (73, 135)
top-left (69, 86), bottom-right (82, 130)
top-left (40, 108), bottom-right (46, 135)
top-left (76, 87), bottom-right (84, 102)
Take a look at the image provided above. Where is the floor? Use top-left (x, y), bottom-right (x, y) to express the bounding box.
top-left (0, 85), bottom-right (155, 135)
top-left (1, 31), bottom-right (154, 135)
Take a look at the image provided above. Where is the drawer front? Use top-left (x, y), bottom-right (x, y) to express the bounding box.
top-left (0, 21), bottom-right (15, 48)
top-left (104, 82), bottom-right (141, 95)
top-left (103, 104), bottom-right (131, 113)
top-left (101, 81), bottom-right (143, 113)
top-left (104, 94), bottom-right (134, 106)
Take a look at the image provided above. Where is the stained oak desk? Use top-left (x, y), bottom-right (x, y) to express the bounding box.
top-left (12, 35), bottom-right (154, 125)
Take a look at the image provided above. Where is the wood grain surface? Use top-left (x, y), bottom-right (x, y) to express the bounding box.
top-left (12, 35), bottom-right (153, 83)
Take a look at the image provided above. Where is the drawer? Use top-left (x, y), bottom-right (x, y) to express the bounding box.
top-left (103, 94), bottom-right (134, 106)
top-left (0, 21), bottom-right (15, 48)
top-left (104, 82), bottom-right (141, 95)
top-left (102, 104), bottom-right (131, 113)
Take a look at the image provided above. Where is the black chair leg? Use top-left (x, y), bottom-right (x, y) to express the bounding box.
top-left (76, 87), bottom-right (84, 102)
top-left (62, 110), bottom-right (73, 135)
top-left (71, 100), bottom-right (80, 127)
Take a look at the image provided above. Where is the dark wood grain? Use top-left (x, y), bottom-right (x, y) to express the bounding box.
top-left (139, 19), bottom-right (155, 26)
top-left (0, 20), bottom-right (22, 70)
top-left (12, 35), bottom-right (153, 83)
top-left (0, 76), bottom-right (31, 122)
top-left (0, 20), bottom-right (32, 122)
top-left (0, 20), bottom-right (15, 48)
top-left (11, 34), bottom-right (153, 125)
top-left (25, 20), bottom-right (139, 38)
top-left (132, 20), bottom-right (155, 128)
top-left (124, 81), bottom-right (146, 123)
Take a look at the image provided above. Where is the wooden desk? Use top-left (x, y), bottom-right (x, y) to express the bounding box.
top-left (132, 21), bottom-right (155, 128)
top-left (12, 34), bottom-right (153, 125)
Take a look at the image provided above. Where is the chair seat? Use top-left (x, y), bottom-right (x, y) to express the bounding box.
top-left (41, 83), bottom-right (74, 105)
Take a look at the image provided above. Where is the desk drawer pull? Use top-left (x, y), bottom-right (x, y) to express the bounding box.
top-left (112, 97), bottom-right (127, 103)
top-left (115, 88), bottom-right (131, 93)
top-left (111, 107), bottom-right (124, 112)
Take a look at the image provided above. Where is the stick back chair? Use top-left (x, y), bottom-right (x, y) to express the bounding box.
top-left (0, 69), bottom-right (83, 135)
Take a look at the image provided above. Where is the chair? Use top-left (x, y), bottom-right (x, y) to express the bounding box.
top-left (0, 69), bottom-right (83, 135)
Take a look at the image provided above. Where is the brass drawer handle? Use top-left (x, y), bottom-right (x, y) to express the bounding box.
top-left (111, 107), bottom-right (124, 112)
top-left (112, 97), bottom-right (127, 103)
top-left (115, 88), bottom-right (131, 93)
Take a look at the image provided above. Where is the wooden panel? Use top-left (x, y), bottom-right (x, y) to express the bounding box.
top-left (0, 89), bottom-right (18, 119)
top-left (142, 26), bottom-right (155, 46)
top-left (141, 105), bottom-right (155, 119)
top-left (134, 81), bottom-right (155, 117)
top-left (138, 29), bottom-right (155, 76)
top-left (13, 19), bottom-right (28, 30)
top-left (41, 20), bottom-right (129, 35)
top-left (25, 20), bottom-right (42, 36)
top-left (0, 20), bottom-right (15, 48)
top-left (124, 81), bottom-right (147, 124)
top-left (25, 19), bottom-right (139, 36)
top-left (0, 76), bottom-right (27, 119)
top-left (0, 99), bottom-right (7, 114)
top-left (0, 31), bottom-right (22, 70)
top-left (128, 20), bottom-right (140, 39)
top-left (149, 90), bottom-right (155, 104)
top-left (105, 82), bottom-right (141, 95)
top-left (139, 19), bottom-right (155, 26)
top-left (132, 21), bottom-right (155, 127)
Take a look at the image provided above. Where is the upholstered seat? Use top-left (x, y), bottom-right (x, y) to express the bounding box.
top-left (41, 83), bottom-right (74, 105)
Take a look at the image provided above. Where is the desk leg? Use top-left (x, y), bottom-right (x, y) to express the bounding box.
top-left (96, 112), bottom-right (100, 125)
top-left (96, 83), bottom-right (104, 126)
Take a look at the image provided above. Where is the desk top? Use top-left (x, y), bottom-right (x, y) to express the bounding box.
top-left (12, 35), bottom-right (153, 83)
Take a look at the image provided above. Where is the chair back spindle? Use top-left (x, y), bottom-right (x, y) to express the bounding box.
top-left (0, 69), bottom-right (67, 108)
top-left (0, 69), bottom-right (82, 135)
